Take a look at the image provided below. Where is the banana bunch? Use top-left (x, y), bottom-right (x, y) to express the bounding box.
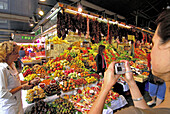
top-left (48, 36), bottom-right (69, 44)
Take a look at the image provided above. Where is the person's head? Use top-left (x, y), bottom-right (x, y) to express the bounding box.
top-left (151, 9), bottom-right (170, 80)
top-left (20, 47), bottom-right (24, 50)
top-left (98, 45), bottom-right (105, 55)
top-left (0, 41), bottom-right (20, 64)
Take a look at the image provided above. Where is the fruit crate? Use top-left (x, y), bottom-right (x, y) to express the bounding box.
top-left (134, 75), bottom-right (148, 83)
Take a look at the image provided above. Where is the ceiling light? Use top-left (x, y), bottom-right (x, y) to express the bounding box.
top-left (39, 0), bottom-right (46, 2)
top-left (77, 1), bottom-right (82, 13)
top-left (38, 10), bottom-right (44, 16)
top-left (78, 7), bottom-right (82, 13)
top-left (30, 23), bottom-right (34, 27)
top-left (28, 19), bottom-right (34, 27)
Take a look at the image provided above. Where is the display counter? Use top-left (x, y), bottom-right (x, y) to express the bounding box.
top-left (21, 56), bottom-right (46, 67)
top-left (21, 59), bottom-right (42, 67)
top-left (22, 91), bottom-right (127, 114)
top-left (19, 73), bottom-right (127, 114)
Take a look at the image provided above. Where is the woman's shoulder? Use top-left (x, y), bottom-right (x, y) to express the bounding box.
top-left (0, 63), bottom-right (8, 68)
top-left (116, 106), bottom-right (170, 114)
top-left (0, 63), bottom-right (8, 72)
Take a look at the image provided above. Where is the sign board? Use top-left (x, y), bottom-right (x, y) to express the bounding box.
top-left (13, 34), bottom-right (35, 43)
top-left (128, 35), bottom-right (135, 42)
top-left (35, 29), bottom-right (41, 36)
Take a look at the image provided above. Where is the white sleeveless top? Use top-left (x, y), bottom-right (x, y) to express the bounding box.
top-left (0, 63), bottom-right (23, 114)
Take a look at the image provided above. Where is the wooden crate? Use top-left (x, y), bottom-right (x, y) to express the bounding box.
top-left (134, 75), bottom-right (148, 83)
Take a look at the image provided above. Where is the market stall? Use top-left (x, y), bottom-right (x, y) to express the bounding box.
top-left (17, 2), bottom-right (153, 114)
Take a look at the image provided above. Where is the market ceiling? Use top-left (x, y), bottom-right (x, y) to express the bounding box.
top-left (0, 0), bottom-right (169, 42)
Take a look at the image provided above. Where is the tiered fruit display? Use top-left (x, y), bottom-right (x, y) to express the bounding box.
top-left (59, 79), bottom-right (76, 92)
top-left (44, 83), bottom-right (61, 96)
top-left (30, 100), bottom-right (55, 114)
top-left (51, 97), bottom-right (75, 114)
top-left (26, 86), bottom-right (46, 103)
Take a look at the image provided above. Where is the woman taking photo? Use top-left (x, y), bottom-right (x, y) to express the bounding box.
top-left (0, 41), bottom-right (39, 114)
top-left (89, 9), bottom-right (170, 114)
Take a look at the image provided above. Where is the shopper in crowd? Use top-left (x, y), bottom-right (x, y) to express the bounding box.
top-left (27, 45), bottom-right (33, 53)
top-left (95, 45), bottom-right (106, 76)
top-left (89, 9), bottom-right (170, 114)
top-left (19, 47), bottom-right (25, 59)
top-left (0, 41), bottom-right (40, 114)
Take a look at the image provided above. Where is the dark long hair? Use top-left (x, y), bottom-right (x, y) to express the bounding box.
top-left (156, 9), bottom-right (170, 44)
top-left (98, 45), bottom-right (105, 55)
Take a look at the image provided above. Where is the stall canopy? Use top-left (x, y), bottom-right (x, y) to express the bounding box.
top-left (0, 0), bottom-right (169, 42)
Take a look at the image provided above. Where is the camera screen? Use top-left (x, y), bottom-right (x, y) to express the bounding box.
top-left (117, 67), bottom-right (122, 71)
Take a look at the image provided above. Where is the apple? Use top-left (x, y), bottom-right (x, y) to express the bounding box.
top-left (51, 80), bottom-right (56, 83)
top-left (47, 70), bottom-right (50, 74)
top-left (57, 68), bottom-right (60, 70)
top-left (65, 70), bottom-right (68, 73)
top-left (71, 69), bottom-right (74, 73)
top-left (64, 72), bottom-right (68, 76)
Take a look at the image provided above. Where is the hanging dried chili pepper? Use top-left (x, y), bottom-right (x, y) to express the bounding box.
top-left (106, 20), bottom-right (110, 41)
top-left (86, 16), bottom-right (89, 39)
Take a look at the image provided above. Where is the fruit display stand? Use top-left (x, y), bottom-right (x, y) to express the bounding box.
top-left (20, 40), bottom-right (151, 113)
top-left (45, 33), bottom-right (90, 59)
top-left (22, 84), bottom-right (127, 114)
top-left (19, 71), bottom-right (127, 114)
top-left (21, 58), bottom-right (42, 67)
top-left (133, 74), bottom-right (148, 83)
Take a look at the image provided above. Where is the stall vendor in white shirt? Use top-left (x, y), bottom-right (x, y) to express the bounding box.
top-left (0, 41), bottom-right (40, 114)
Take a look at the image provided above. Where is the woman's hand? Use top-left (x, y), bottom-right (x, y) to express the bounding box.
top-left (120, 60), bottom-right (134, 84)
top-left (102, 62), bottom-right (120, 91)
top-left (31, 77), bottom-right (40, 85)
top-left (22, 83), bottom-right (33, 90)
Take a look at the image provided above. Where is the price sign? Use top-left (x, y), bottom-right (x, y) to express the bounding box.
top-left (13, 34), bottom-right (35, 43)
top-left (128, 35), bottom-right (135, 42)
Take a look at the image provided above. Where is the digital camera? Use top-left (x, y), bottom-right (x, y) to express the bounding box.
top-left (114, 63), bottom-right (126, 75)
